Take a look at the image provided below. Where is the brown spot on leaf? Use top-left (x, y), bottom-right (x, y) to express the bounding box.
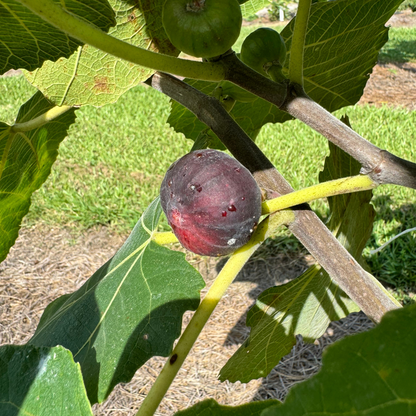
top-left (93, 75), bottom-right (111, 93)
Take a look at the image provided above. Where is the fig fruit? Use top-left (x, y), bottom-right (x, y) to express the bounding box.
top-left (162, 0), bottom-right (242, 58)
top-left (160, 149), bottom-right (262, 257)
top-left (240, 27), bottom-right (287, 81)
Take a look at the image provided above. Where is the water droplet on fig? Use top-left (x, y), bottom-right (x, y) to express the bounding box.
top-left (168, 180), bottom-right (172, 187)
top-left (227, 238), bottom-right (236, 246)
top-left (234, 167), bottom-right (241, 173)
top-left (222, 211), bottom-right (227, 217)
top-left (196, 153), bottom-right (203, 158)
top-left (241, 196), bottom-right (245, 201)
top-left (228, 204), bottom-right (237, 212)
top-left (189, 184), bottom-right (202, 192)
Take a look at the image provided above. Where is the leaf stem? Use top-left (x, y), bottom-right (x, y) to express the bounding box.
top-left (16, 0), bottom-right (226, 81)
top-left (288, 0), bottom-right (312, 85)
top-left (11, 105), bottom-right (72, 132)
top-left (136, 211), bottom-right (294, 416)
top-left (262, 174), bottom-right (377, 215)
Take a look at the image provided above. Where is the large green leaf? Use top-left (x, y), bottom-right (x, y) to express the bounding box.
top-left (176, 304), bottom-right (415, 416)
top-left (29, 198), bottom-right (205, 404)
top-left (281, 0), bottom-right (403, 112)
top-left (0, 0), bottom-right (115, 75)
top-left (24, 0), bottom-right (179, 107)
top-left (219, 265), bottom-right (360, 383)
top-left (219, 142), bottom-right (374, 383)
top-left (0, 92), bottom-right (76, 263)
top-left (167, 0), bottom-right (401, 148)
top-left (175, 399), bottom-right (280, 416)
top-left (0, 345), bottom-right (93, 416)
top-left (262, 304), bottom-right (415, 416)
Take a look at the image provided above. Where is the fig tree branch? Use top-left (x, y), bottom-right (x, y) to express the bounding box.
top-left (147, 72), bottom-right (400, 323)
top-left (221, 53), bottom-right (416, 190)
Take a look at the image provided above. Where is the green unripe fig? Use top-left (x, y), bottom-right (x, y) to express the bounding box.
top-left (162, 0), bottom-right (242, 58)
top-left (240, 27), bottom-right (287, 81)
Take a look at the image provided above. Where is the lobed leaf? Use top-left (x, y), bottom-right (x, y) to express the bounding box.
top-left (0, 345), bottom-right (93, 416)
top-left (0, 91), bottom-right (76, 263)
top-left (262, 304), bottom-right (416, 416)
top-left (219, 265), bottom-right (360, 382)
top-left (24, 0), bottom-right (179, 107)
top-left (29, 198), bottom-right (205, 404)
top-left (219, 142), bottom-right (374, 383)
top-left (181, 304), bottom-right (416, 416)
top-left (0, 0), bottom-right (115, 75)
top-left (282, 0), bottom-right (403, 112)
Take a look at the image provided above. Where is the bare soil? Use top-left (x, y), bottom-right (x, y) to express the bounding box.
top-left (359, 62), bottom-right (416, 111)
top-left (1, 10), bottom-right (415, 415)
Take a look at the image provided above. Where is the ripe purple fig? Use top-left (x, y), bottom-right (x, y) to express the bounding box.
top-left (160, 149), bottom-right (262, 257)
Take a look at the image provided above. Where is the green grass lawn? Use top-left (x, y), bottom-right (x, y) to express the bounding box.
top-left (1, 22), bottom-right (415, 293)
top-left (379, 27), bottom-right (416, 63)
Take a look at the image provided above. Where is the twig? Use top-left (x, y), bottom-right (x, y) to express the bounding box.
top-left (370, 227), bottom-right (416, 255)
top-left (221, 54), bottom-right (416, 190)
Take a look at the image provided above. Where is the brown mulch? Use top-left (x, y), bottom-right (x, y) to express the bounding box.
top-left (359, 62), bottom-right (416, 111)
top-left (0, 225), bottom-right (375, 415)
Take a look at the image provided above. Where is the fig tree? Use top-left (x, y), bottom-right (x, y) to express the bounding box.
top-left (160, 149), bottom-right (262, 257)
top-left (162, 0), bottom-right (242, 58)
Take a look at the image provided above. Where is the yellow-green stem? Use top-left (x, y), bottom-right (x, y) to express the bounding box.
top-left (136, 211), bottom-right (294, 416)
top-left (288, 0), bottom-right (312, 85)
top-left (262, 175), bottom-right (377, 215)
top-left (152, 232), bottom-right (178, 245)
top-left (11, 105), bottom-right (72, 132)
top-left (16, 0), bottom-right (226, 81)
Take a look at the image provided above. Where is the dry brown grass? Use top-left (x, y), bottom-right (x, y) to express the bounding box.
top-left (0, 224), bottom-right (374, 415)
